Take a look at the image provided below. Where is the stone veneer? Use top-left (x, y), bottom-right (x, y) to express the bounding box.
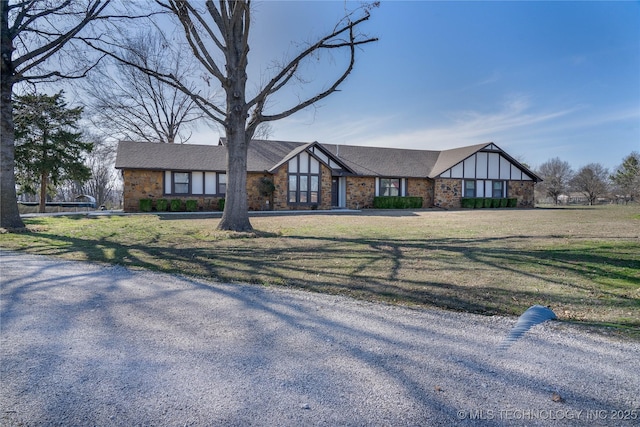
top-left (433, 178), bottom-right (536, 209)
top-left (271, 167), bottom-right (288, 210)
top-left (320, 165), bottom-right (333, 210)
top-left (271, 164), bottom-right (333, 210)
top-left (433, 178), bottom-right (462, 209)
top-left (407, 178), bottom-right (434, 208)
top-left (247, 173), bottom-right (273, 211)
top-left (508, 181), bottom-right (535, 207)
top-left (122, 169), bottom-right (164, 212)
top-left (346, 177), bottom-right (376, 209)
top-left (123, 169), bottom-right (268, 212)
top-left (122, 169), bottom-right (536, 212)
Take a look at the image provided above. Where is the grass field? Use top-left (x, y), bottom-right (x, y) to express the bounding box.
top-left (2, 205), bottom-right (639, 337)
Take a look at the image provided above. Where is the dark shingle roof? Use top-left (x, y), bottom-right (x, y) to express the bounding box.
top-left (115, 141), bottom-right (227, 171)
top-left (115, 140), bottom-right (306, 172)
top-left (115, 139), bottom-right (539, 181)
top-left (321, 144), bottom-right (441, 177)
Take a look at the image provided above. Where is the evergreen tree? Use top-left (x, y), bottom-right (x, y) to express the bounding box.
top-left (14, 92), bottom-right (93, 213)
top-left (610, 152), bottom-right (640, 203)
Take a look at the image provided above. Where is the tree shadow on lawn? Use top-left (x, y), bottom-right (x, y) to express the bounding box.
top-left (14, 230), bottom-right (640, 332)
top-left (3, 252), bottom-right (638, 426)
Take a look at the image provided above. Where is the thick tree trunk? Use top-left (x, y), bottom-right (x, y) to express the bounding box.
top-left (217, 5), bottom-right (253, 232)
top-left (39, 172), bottom-right (48, 213)
top-left (218, 131), bottom-right (252, 232)
top-left (218, 85), bottom-right (253, 231)
top-left (0, 4), bottom-right (25, 228)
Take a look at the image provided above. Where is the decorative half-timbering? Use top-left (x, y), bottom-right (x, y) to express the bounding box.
top-left (115, 139), bottom-right (541, 212)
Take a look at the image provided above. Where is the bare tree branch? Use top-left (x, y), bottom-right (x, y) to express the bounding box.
top-left (81, 35), bottom-right (227, 125)
top-left (12, 1), bottom-right (111, 81)
top-left (82, 31), bottom-right (207, 144)
top-left (246, 7), bottom-right (377, 130)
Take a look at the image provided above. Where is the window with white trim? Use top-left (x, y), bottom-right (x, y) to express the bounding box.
top-left (380, 178), bottom-right (401, 196)
top-left (165, 171), bottom-right (226, 196)
top-left (463, 179), bottom-right (507, 198)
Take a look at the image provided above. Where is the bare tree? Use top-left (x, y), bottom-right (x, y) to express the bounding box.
top-left (570, 163), bottom-right (609, 205)
top-left (86, 0), bottom-right (378, 231)
top-left (79, 134), bottom-right (119, 207)
top-left (1, 0), bottom-right (111, 228)
top-left (83, 31), bottom-right (205, 144)
top-left (536, 158), bottom-right (574, 205)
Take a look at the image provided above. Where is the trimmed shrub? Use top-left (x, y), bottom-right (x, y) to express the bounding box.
top-left (258, 177), bottom-right (276, 198)
top-left (474, 198), bottom-right (484, 208)
top-left (373, 196), bottom-right (423, 209)
top-left (185, 200), bottom-right (198, 212)
top-left (460, 198), bottom-right (475, 208)
top-left (156, 199), bottom-right (168, 212)
top-left (507, 198), bottom-right (518, 208)
top-left (139, 199), bottom-right (152, 212)
top-left (491, 198), bottom-right (501, 208)
top-left (483, 198), bottom-right (493, 208)
top-left (170, 199), bottom-right (183, 211)
top-left (500, 198), bottom-right (508, 208)
top-left (218, 198), bottom-right (225, 211)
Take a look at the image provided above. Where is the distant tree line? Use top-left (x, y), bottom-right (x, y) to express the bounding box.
top-left (535, 153), bottom-right (640, 205)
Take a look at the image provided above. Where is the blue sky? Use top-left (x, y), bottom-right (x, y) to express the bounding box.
top-left (190, 0), bottom-right (640, 171)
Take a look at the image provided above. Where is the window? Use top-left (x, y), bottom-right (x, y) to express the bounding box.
top-left (492, 181), bottom-right (504, 198)
top-left (464, 180), bottom-right (476, 197)
top-left (165, 171), bottom-right (226, 196)
top-left (218, 173), bottom-right (226, 195)
top-left (464, 179), bottom-right (505, 198)
top-left (380, 178), bottom-right (400, 196)
top-left (288, 153), bottom-right (321, 204)
top-left (174, 172), bottom-right (190, 194)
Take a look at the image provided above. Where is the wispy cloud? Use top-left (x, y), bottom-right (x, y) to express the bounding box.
top-left (343, 94), bottom-right (583, 149)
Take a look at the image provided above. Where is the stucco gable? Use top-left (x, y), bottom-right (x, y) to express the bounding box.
top-left (267, 141), bottom-right (354, 174)
top-left (430, 142), bottom-right (541, 182)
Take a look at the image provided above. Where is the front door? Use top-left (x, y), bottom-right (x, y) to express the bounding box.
top-left (331, 178), bottom-right (339, 207)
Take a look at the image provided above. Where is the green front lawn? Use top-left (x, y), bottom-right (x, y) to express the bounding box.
top-left (2, 205), bottom-right (638, 337)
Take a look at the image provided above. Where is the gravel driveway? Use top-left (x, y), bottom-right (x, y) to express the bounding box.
top-left (1, 250), bottom-right (638, 426)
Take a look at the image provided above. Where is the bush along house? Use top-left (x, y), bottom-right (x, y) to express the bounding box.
top-left (114, 139), bottom-right (541, 212)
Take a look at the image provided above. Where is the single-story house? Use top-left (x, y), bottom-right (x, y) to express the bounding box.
top-left (115, 139), bottom-right (541, 212)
